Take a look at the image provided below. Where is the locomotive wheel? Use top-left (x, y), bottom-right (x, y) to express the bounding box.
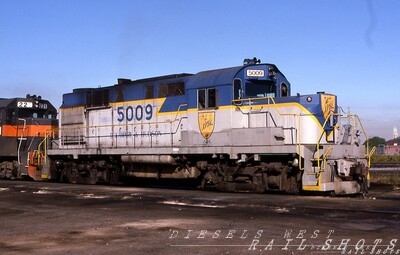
top-left (67, 168), bottom-right (79, 184)
top-left (252, 172), bottom-right (266, 193)
top-left (109, 168), bottom-right (120, 185)
top-left (66, 167), bottom-right (98, 185)
top-left (82, 168), bottom-right (98, 185)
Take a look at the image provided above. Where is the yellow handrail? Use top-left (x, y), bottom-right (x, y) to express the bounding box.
top-left (36, 131), bottom-right (51, 166)
top-left (59, 103), bottom-right (188, 132)
top-left (315, 111), bottom-right (335, 169)
top-left (232, 97), bottom-right (303, 170)
top-left (347, 114), bottom-right (373, 166)
top-left (317, 146), bottom-right (333, 172)
top-left (352, 114), bottom-right (372, 159)
top-left (316, 111), bottom-right (372, 170)
top-left (367, 146), bottom-right (376, 168)
top-left (58, 104), bottom-right (189, 146)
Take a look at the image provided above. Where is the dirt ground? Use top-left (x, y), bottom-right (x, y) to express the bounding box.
top-left (0, 180), bottom-right (399, 255)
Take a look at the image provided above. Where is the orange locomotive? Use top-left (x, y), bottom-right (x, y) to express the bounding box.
top-left (0, 95), bottom-right (58, 180)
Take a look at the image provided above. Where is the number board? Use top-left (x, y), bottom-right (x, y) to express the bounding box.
top-left (17, 101), bottom-right (33, 108)
top-left (246, 69), bottom-right (265, 78)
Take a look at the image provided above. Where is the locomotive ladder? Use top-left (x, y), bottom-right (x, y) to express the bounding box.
top-left (17, 118), bottom-right (27, 167)
top-left (26, 131), bottom-right (52, 180)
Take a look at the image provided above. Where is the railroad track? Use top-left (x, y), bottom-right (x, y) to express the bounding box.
top-left (369, 163), bottom-right (400, 186)
top-left (370, 162), bottom-right (400, 168)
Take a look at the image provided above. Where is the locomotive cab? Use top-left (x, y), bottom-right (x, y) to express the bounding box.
top-left (233, 63), bottom-right (290, 102)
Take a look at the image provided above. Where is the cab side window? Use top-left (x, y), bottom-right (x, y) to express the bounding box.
top-left (233, 79), bottom-right (242, 100)
top-left (197, 88), bottom-right (217, 109)
top-left (198, 89), bottom-right (206, 109)
top-left (145, 85), bottom-right (154, 99)
top-left (281, 83), bottom-right (288, 97)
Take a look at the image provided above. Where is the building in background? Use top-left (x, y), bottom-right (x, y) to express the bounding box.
top-left (374, 127), bottom-right (400, 155)
top-left (384, 138), bottom-right (400, 155)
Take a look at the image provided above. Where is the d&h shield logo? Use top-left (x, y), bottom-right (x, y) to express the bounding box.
top-left (198, 112), bottom-right (215, 140)
top-left (321, 95), bottom-right (336, 120)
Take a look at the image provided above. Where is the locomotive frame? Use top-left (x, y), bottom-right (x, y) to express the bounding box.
top-left (45, 59), bottom-right (373, 194)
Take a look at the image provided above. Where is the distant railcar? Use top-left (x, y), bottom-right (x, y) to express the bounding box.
top-left (47, 59), bottom-right (372, 194)
top-left (0, 95), bottom-right (58, 180)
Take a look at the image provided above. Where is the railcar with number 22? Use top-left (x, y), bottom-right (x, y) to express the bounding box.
top-left (0, 95), bottom-right (58, 180)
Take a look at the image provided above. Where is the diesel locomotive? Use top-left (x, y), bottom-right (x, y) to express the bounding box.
top-left (44, 58), bottom-right (373, 194)
top-left (0, 95), bottom-right (58, 180)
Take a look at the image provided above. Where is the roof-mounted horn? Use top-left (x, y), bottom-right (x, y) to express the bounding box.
top-left (243, 57), bottom-right (261, 65)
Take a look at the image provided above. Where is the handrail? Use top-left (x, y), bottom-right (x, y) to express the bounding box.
top-left (367, 146), bottom-right (376, 168)
top-left (60, 103), bottom-right (188, 132)
top-left (316, 111), bottom-right (372, 170)
top-left (316, 146), bottom-right (333, 172)
top-left (59, 104), bottom-right (188, 146)
top-left (315, 111), bottom-right (335, 170)
top-left (36, 130), bottom-right (54, 167)
top-left (172, 104), bottom-right (188, 122)
top-left (348, 114), bottom-right (373, 165)
top-left (232, 97), bottom-right (304, 170)
top-left (17, 118), bottom-right (27, 166)
top-left (233, 97), bottom-right (373, 174)
top-left (353, 114), bottom-right (371, 156)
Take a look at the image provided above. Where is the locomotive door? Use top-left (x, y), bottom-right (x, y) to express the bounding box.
top-left (185, 88), bottom-right (218, 146)
top-left (86, 107), bottom-right (113, 148)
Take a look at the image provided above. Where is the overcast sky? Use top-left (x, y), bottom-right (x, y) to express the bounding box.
top-left (0, 0), bottom-right (399, 140)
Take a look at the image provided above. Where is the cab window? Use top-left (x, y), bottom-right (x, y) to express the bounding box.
top-left (281, 83), bottom-right (288, 97)
top-left (197, 88), bottom-right (217, 109)
top-left (233, 78), bottom-right (242, 100)
top-left (245, 80), bottom-right (276, 98)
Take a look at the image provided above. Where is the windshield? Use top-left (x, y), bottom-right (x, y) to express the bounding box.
top-left (245, 80), bottom-right (276, 98)
top-left (18, 109), bottom-right (57, 119)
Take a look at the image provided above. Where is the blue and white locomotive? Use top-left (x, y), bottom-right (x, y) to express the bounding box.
top-left (48, 58), bottom-right (372, 194)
